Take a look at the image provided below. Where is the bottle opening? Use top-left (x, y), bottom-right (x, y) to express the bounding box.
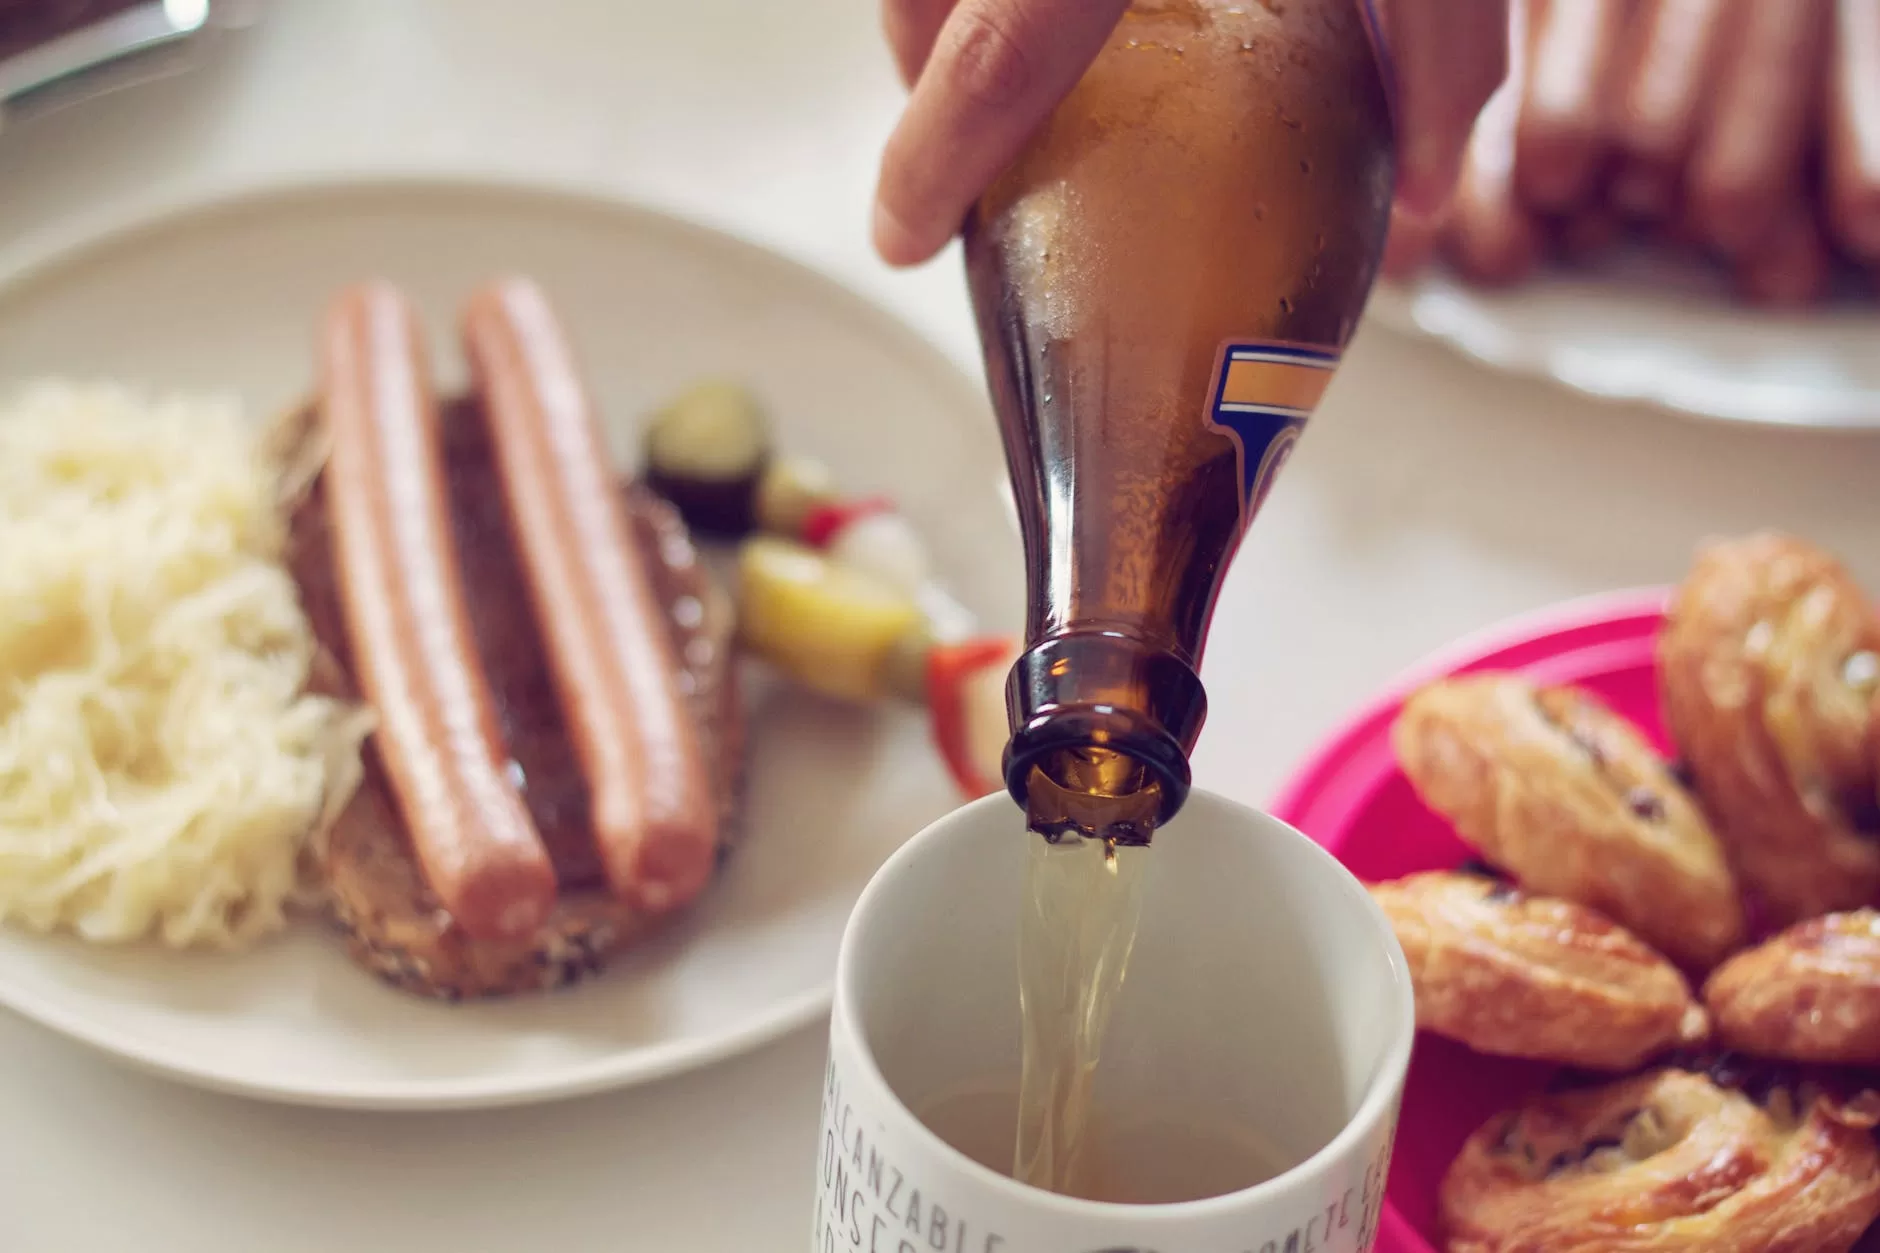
top-left (1023, 748), bottom-right (1164, 848)
top-left (1001, 635), bottom-right (1200, 830)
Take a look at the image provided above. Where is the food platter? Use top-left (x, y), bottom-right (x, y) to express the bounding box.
top-left (1366, 0), bottom-right (1880, 434)
top-left (1369, 271), bottom-right (1880, 432)
top-left (0, 178), bottom-right (1021, 1110)
top-left (1275, 590), bottom-right (1687, 1252)
top-left (1271, 588), bottom-right (1669, 1252)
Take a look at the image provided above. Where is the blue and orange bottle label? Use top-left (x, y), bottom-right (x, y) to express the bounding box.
top-left (1204, 340), bottom-right (1339, 532)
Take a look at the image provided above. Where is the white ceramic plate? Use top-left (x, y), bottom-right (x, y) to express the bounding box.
top-left (1371, 258), bottom-right (1880, 431)
top-left (0, 178), bottom-right (1021, 1110)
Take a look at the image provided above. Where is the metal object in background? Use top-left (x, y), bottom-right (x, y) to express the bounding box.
top-left (0, 0), bottom-right (255, 133)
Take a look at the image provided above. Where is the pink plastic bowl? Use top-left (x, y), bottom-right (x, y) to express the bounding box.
top-left (1269, 588), bottom-right (1674, 1253)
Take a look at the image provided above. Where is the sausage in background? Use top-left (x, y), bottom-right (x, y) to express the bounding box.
top-left (1446, 0), bottom-right (1546, 284)
top-left (1516, 0), bottom-right (1631, 212)
top-left (1549, 203), bottom-right (1626, 263)
top-left (1606, 0), bottom-right (1732, 220)
top-left (320, 282), bottom-right (559, 942)
top-left (1825, 0), bottom-right (1880, 260)
top-left (1686, 0), bottom-right (1833, 257)
top-left (462, 277), bottom-right (720, 917)
top-left (1735, 199), bottom-right (1833, 307)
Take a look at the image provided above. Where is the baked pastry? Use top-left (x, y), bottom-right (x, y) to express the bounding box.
top-left (1659, 533), bottom-right (1880, 927)
top-left (1393, 674), bottom-right (1745, 969)
top-left (1441, 1066), bottom-right (1880, 1252)
top-left (1369, 871), bottom-right (1708, 1070)
top-left (277, 399), bottom-right (745, 999)
top-left (1704, 909), bottom-right (1880, 1065)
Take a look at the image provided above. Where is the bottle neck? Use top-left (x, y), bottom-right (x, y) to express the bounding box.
top-left (1003, 631), bottom-right (1204, 839)
top-left (964, 0), bottom-right (1393, 834)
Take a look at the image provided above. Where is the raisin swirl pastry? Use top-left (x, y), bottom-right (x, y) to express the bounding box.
top-left (1369, 871), bottom-right (1708, 1070)
top-left (1660, 533), bottom-right (1880, 928)
top-left (1704, 909), bottom-right (1880, 1065)
top-left (1441, 1067), bottom-right (1880, 1253)
top-left (1394, 674), bottom-right (1745, 969)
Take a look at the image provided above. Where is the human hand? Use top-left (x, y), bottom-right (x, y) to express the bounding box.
top-left (872, 0), bottom-right (1509, 266)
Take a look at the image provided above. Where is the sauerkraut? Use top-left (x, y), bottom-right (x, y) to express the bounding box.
top-left (0, 382), bottom-right (368, 949)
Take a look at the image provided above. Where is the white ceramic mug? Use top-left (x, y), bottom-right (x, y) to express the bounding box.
top-left (812, 789), bottom-right (1414, 1253)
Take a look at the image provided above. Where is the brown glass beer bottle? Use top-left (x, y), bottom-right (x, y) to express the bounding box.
top-left (965, 0), bottom-right (1395, 844)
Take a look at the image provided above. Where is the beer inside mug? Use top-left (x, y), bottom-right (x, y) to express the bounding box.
top-left (845, 793), bottom-right (1407, 1206)
top-left (917, 1079), bottom-right (1286, 1205)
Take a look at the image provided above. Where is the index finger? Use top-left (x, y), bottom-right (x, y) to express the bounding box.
top-left (873, 0), bottom-right (1130, 267)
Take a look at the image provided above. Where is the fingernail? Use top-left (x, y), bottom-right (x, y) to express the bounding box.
top-left (872, 198), bottom-right (931, 268)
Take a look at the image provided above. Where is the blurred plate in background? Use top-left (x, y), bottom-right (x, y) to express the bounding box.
top-left (1372, 267), bottom-right (1880, 432)
top-left (0, 0), bottom-right (256, 129)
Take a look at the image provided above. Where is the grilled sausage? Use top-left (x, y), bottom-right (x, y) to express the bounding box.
top-left (1550, 203), bottom-right (1626, 262)
top-left (1516, 0), bottom-right (1631, 212)
top-left (461, 278), bottom-right (720, 916)
top-left (1686, 0), bottom-right (1833, 257)
top-left (1735, 199), bottom-right (1833, 307)
top-left (1826, 0), bottom-right (1880, 260)
top-left (320, 282), bottom-right (558, 942)
top-left (1607, 0), bottom-right (1732, 220)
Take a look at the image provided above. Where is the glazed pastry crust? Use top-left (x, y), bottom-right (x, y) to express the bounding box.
top-left (1370, 871), bottom-right (1708, 1070)
top-left (1441, 1068), bottom-right (1880, 1253)
top-left (1705, 910), bottom-right (1880, 1065)
top-left (1659, 533), bottom-right (1880, 928)
top-left (1393, 674), bottom-right (1745, 969)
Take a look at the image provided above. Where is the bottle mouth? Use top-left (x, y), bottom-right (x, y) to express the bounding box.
top-left (1013, 740), bottom-right (1178, 846)
top-left (1000, 634), bottom-right (1205, 835)
top-left (1004, 713), bottom-right (1190, 839)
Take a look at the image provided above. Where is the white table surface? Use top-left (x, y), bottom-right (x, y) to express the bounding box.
top-left (4, 2), bottom-right (1880, 1250)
